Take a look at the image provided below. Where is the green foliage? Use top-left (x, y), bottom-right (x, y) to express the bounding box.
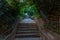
top-left (0, 0), bottom-right (19, 35)
top-left (19, 1), bottom-right (40, 18)
top-left (6, 0), bottom-right (41, 19)
top-left (6, 0), bottom-right (20, 9)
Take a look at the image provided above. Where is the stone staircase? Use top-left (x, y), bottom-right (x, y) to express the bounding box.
top-left (15, 23), bottom-right (41, 40)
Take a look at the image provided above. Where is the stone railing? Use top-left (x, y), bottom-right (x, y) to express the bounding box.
top-left (35, 18), bottom-right (60, 40)
top-left (36, 19), bottom-right (55, 40)
top-left (35, 18), bottom-right (48, 40)
top-left (4, 28), bottom-right (16, 40)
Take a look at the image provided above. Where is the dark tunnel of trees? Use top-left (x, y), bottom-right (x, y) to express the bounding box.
top-left (0, 0), bottom-right (60, 35)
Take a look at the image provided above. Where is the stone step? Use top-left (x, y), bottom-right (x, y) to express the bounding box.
top-left (16, 30), bottom-right (38, 33)
top-left (17, 27), bottom-right (37, 30)
top-left (16, 34), bottom-right (40, 38)
top-left (18, 26), bottom-right (37, 28)
top-left (16, 33), bottom-right (39, 36)
top-left (18, 23), bottom-right (36, 26)
top-left (15, 38), bottom-right (41, 40)
top-left (16, 31), bottom-right (39, 34)
top-left (17, 29), bottom-right (38, 31)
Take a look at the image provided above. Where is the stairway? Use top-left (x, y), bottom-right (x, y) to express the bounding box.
top-left (16, 23), bottom-right (40, 37)
top-left (15, 23), bottom-right (41, 40)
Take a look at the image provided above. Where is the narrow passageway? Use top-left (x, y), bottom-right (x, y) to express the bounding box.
top-left (0, 0), bottom-right (60, 40)
top-left (15, 17), bottom-right (60, 40)
top-left (15, 14), bottom-right (41, 40)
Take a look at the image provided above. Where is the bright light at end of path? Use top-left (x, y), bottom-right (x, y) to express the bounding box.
top-left (20, 0), bottom-right (24, 2)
